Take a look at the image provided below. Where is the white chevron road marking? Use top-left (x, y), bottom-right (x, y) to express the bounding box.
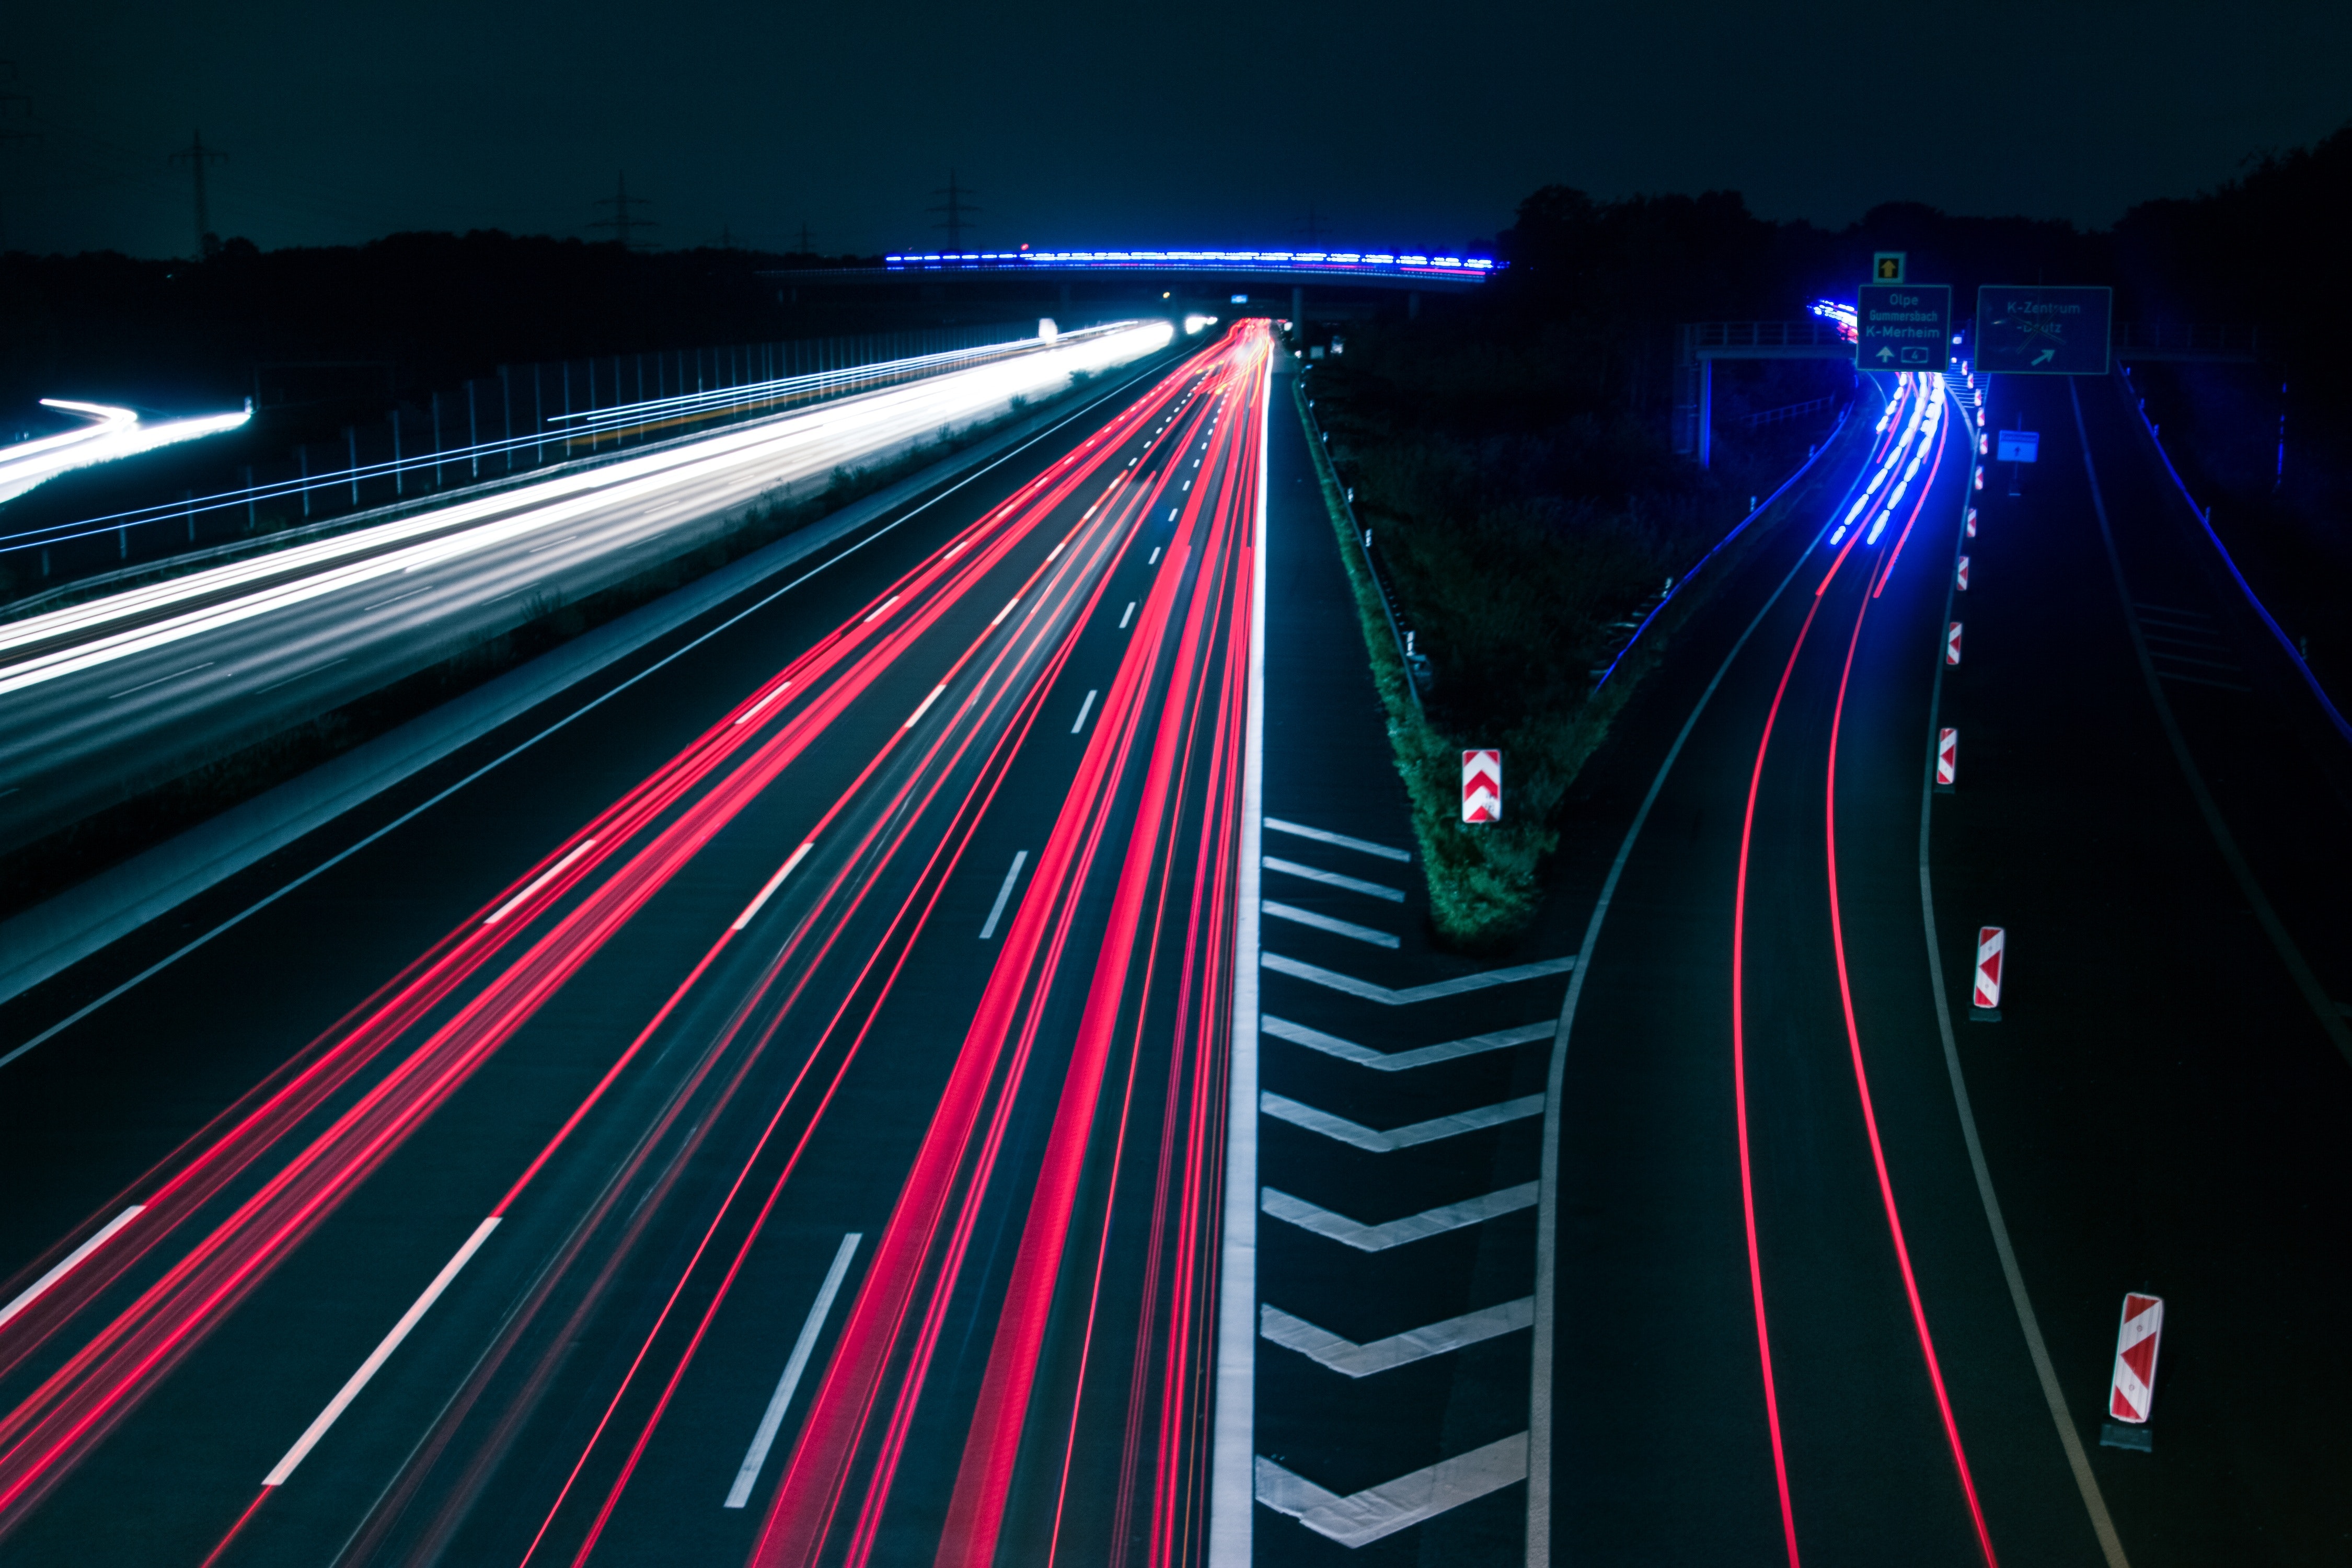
top-left (1254, 1433), bottom-right (1530, 1547)
top-left (1264, 816), bottom-right (1412, 862)
top-left (1261, 1091), bottom-right (1544, 1151)
top-left (1260, 1298), bottom-right (1534, 1378)
top-left (1262, 856), bottom-right (1405, 902)
top-left (1262, 902), bottom-right (1398, 949)
top-left (1261, 1183), bottom-right (1538, 1251)
top-left (1261, 1015), bottom-right (1553, 1070)
top-left (1262, 952), bottom-right (1573, 1004)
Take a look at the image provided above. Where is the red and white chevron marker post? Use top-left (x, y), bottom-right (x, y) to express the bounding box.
top-left (1956, 555), bottom-right (1970, 591)
top-left (1969, 925), bottom-right (2004, 1020)
top-left (1462, 750), bottom-right (1502, 824)
top-left (2104, 1293), bottom-right (2165, 1448)
top-left (1935, 728), bottom-right (1957, 793)
top-left (1966, 507), bottom-right (1978, 538)
top-left (1946, 621), bottom-right (1964, 665)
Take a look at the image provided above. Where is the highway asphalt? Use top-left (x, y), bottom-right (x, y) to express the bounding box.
top-left (1539, 364), bottom-right (2352, 1565)
top-left (0, 322), bottom-right (1270, 1565)
top-left (4, 338), bottom-right (2347, 1568)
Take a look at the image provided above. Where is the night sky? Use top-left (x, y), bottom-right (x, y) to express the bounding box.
top-left (7, 0), bottom-right (2348, 260)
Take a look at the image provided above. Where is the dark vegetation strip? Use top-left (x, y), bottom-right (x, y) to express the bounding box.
top-left (1298, 367), bottom-right (1860, 946)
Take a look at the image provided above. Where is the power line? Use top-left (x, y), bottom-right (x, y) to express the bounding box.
top-left (591, 171), bottom-right (658, 250)
top-left (795, 218), bottom-right (815, 255)
top-left (929, 169), bottom-right (979, 252)
top-left (168, 129), bottom-right (227, 260)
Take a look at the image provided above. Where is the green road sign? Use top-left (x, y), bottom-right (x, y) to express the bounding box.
top-left (1975, 285), bottom-right (2113, 375)
top-left (1857, 284), bottom-right (1952, 374)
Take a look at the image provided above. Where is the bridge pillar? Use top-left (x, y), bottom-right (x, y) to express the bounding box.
top-left (1699, 359), bottom-right (1713, 469)
top-left (1292, 285), bottom-right (1304, 339)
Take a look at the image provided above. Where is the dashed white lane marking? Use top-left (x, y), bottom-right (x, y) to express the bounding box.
top-left (1260, 1297), bottom-right (1534, 1378)
top-left (263, 1216), bottom-right (501, 1486)
top-left (0, 1205), bottom-right (144, 1330)
top-left (1261, 1091), bottom-right (1544, 1152)
top-left (483, 838), bottom-right (599, 925)
top-left (1262, 856), bottom-right (1403, 902)
top-left (732, 681), bottom-right (791, 726)
top-left (1262, 952), bottom-right (1574, 1005)
top-left (1071, 689), bottom-right (1098, 734)
top-left (255, 656), bottom-right (348, 696)
top-left (732, 843), bottom-right (814, 931)
top-left (1261, 1016), bottom-right (1553, 1071)
top-left (1148, 547), bottom-right (1162, 566)
top-left (1261, 1183), bottom-right (1538, 1251)
top-left (1262, 901), bottom-right (1397, 949)
top-left (979, 850), bottom-right (1028, 940)
top-left (903, 684), bottom-right (947, 728)
top-left (725, 1231), bottom-right (862, 1508)
top-left (860, 593), bottom-right (901, 623)
top-left (1119, 601), bottom-right (1136, 630)
top-left (1255, 1433), bottom-right (1530, 1547)
top-left (1264, 816), bottom-right (1411, 863)
top-left (106, 661), bottom-right (214, 700)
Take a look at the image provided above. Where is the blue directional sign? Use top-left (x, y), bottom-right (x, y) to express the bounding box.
top-left (1855, 284), bottom-right (1952, 374)
top-left (1975, 285), bottom-right (2113, 375)
top-left (1996, 430), bottom-right (2040, 463)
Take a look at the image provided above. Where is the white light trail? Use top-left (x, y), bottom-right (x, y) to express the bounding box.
top-left (0, 400), bottom-right (251, 508)
top-left (0, 324), bottom-right (1172, 698)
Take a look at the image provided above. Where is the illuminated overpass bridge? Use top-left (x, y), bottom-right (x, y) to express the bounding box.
top-left (766, 247), bottom-right (1500, 328)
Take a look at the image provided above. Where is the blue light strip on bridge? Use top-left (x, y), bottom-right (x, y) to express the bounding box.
top-left (881, 249), bottom-right (1498, 280)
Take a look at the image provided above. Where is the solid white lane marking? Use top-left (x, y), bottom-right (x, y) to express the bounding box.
top-left (1148, 547), bottom-right (1161, 566)
top-left (255, 656), bottom-right (348, 696)
top-left (1208, 345), bottom-right (1270, 1568)
top-left (1261, 901), bottom-right (1397, 949)
top-left (903, 684), bottom-right (947, 729)
top-left (860, 593), bottom-right (901, 623)
top-left (732, 681), bottom-right (791, 725)
top-left (1264, 816), bottom-right (1411, 863)
top-left (106, 662), bottom-right (214, 700)
top-left (262, 1216), bottom-right (500, 1486)
top-left (732, 843), bottom-right (814, 931)
top-left (990, 596), bottom-right (1020, 627)
top-left (0, 1205), bottom-right (144, 1330)
top-left (1255, 1434), bottom-right (1529, 1547)
top-left (1262, 952), bottom-right (1573, 1004)
top-left (1070, 689), bottom-right (1098, 734)
top-left (1261, 1015), bottom-right (1552, 1071)
top-left (482, 838), bottom-right (599, 925)
top-left (1262, 856), bottom-right (1403, 902)
top-left (979, 850), bottom-right (1028, 940)
top-left (1260, 1091), bottom-right (1544, 1151)
top-left (1119, 601), bottom-right (1136, 630)
top-left (1260, 1297), bottom-right (1532, 1378)
top-left (724, 1231), bottom-right (862, 1508)
top-left (1261, 1183), bottom-right (1537, 1251)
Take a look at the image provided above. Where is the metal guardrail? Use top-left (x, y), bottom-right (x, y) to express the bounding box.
top-left (1296, 371), bottom-right (1426, 711)
top-left (2116, 363), bottom-right (2350, 746)
top-left (1687, 320), bottom-right (1855, 356)
top-left (1744, 395), bottom-right (1840, 430)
